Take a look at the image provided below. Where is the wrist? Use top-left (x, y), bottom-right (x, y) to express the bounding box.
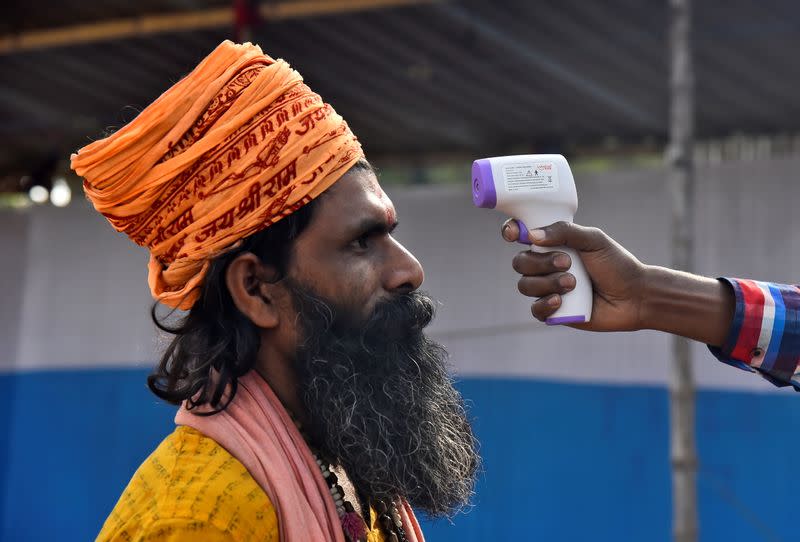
top-left (639, 265), bottom-right (672, 331)
top-left (639, 265), bottom-right (734, 346)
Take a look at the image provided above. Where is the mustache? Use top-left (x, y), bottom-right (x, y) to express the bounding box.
top-left (357, 292), bottom-right (437, 348)
top-left (294, 288), bottom-right (438, 347)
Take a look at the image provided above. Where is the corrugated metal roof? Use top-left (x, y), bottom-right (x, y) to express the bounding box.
top-left (2, 0), bottom-right (800, 185)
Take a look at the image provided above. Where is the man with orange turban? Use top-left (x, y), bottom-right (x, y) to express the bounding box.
top-left (73, 41), bottom-right (478, 542)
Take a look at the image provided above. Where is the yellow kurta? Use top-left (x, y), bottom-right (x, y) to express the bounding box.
top-left (97, 426), bottom-right (387, 542)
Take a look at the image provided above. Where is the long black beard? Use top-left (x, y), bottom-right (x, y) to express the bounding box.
top-left (289, 282), bottom-right (479, 518)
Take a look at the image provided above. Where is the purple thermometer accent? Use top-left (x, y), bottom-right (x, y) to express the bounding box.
top-left (546, 315), bottom-right (586, 326)
top-left (471, 159), bottom-right (496, 209)
top-left (516, 219), bottom-right (529, 245)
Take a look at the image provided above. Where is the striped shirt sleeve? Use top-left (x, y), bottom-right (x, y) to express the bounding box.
top-left (708, 278), bottom-right (800, 390)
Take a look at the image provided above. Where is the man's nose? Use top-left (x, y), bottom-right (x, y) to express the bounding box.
top-left (385, 238), bottom-right (424, 294)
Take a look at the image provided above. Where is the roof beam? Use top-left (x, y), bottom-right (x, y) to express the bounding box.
top-left (0, 0), bottom-right (435, 55)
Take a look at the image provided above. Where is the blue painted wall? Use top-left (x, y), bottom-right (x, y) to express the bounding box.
top-left (1, 370), bottom-right (795, 541)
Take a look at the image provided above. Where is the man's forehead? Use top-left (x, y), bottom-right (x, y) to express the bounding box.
top-left (365, 175), bottom-right (397, 226)
top-left (322, 168), bottom-right (397, 227)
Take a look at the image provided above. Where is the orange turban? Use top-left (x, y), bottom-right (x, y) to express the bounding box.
top-left (71, 40), bottom-right (363, 310)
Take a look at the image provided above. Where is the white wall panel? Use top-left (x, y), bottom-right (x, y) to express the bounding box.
top-left (1, 157), bottom-right (796, 393)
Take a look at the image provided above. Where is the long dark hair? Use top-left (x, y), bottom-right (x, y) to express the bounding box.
top-left (147, 199), bottom-right (318, 414)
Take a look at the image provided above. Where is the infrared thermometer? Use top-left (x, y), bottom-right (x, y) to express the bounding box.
top-left (471, 154), bottom-right (592, 325)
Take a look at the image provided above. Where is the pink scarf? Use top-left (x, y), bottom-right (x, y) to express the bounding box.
top-left (175, 370), bottom-right (425, 542)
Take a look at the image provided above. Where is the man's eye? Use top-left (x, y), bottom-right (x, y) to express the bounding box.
top-left (351, 235), bottom-right (370, 250)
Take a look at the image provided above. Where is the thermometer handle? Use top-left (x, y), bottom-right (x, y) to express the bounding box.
top-left (531, 244), bottom-right (593, 325)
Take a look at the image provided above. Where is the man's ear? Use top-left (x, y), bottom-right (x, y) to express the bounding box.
top-left (225, 252), bottom-right (282, 329)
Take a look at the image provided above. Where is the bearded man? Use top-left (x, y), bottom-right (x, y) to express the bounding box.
top-left (72, 41), bottom-right (478, 542)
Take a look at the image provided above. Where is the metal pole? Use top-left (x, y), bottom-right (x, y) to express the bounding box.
top-left (667, 0), bottom-right (698, 541)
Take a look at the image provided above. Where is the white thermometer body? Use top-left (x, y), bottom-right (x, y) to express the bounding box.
top-left (472, 154), bottom-right (592, 325)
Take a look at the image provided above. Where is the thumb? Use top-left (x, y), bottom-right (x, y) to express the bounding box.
top-left (530, 222), bottom-right (607, 252)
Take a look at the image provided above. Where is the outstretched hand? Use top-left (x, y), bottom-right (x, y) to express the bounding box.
top-left (502, 220), bottom-right (649, 332)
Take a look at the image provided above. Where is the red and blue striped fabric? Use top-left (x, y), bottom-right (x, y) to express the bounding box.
top-left (709, 278), bottom-right (800, 390)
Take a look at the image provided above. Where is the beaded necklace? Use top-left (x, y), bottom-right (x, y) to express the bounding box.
top-left (310, 448), bottom-right (409, 542)
top-left (292, 414), bottom-right (409, 542)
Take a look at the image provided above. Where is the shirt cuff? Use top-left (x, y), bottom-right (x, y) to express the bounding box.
top-left (707, 278), bottom-right (800, 391)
